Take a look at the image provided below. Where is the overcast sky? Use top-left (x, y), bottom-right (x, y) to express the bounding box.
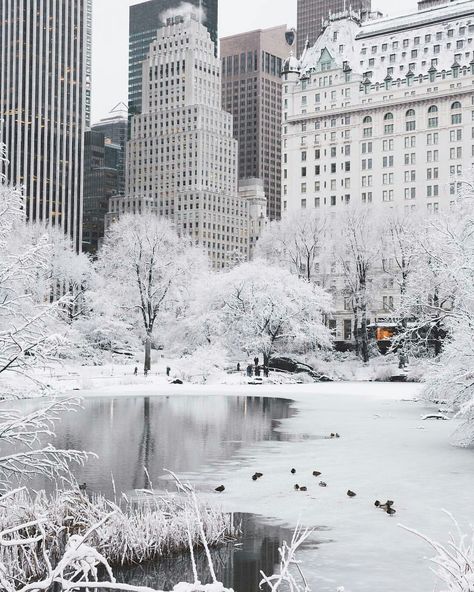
top-left (92, 0), bottom-right (415, 123)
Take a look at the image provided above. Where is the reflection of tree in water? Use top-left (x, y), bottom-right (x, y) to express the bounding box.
top-left (113, 514), bottom-right (298, 592)
top-left (133, 397), bottom-right (154, 490)
top-left (17, 396), bottom-right (296, 498)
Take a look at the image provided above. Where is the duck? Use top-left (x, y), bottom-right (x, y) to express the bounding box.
top-left (291, 468), bottom-right (296, 474)
top-left (312, 471), bottom-right (322, 477)
top-left (252, 472), bottom-right (263, 481)
top-left (330, 433), bottom-right (341, 438)
top-left (319, 481), bottom-right (327, 487)
top-left (79, 483), bottom-right (87, 492)
top-left (386, 507), bottom-right (397, 516)
top-left (375, 500), bottom-right (394, 511)
top-left (294, 484), bottom-right (300, 490)
top-left (347, 490), bottom-right (357, 497)
top-left (215, 485), bottom-right (225, 493)
top-left (299, 486), bottom-right (308, 492)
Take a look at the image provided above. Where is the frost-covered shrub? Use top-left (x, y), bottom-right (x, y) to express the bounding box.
top-left (172, 345), bottom-right (228, 384)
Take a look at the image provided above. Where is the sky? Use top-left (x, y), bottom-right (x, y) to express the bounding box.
top-left (91, 0), bottom-right (415, 123)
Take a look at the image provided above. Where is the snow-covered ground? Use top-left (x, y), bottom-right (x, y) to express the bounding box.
top-left (56, 362), bottom-right (474, 592)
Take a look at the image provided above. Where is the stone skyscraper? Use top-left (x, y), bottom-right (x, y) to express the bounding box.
top-left (221, 26), bottom-right (295, 220)
top-left (120, 14), bottom-right (267, 268)
top-left (297, 0), bottom-right (371, 56)
top-left (129, 0), bottom-right (218, 117)
top-left (0, 0), bottom-right (92, 252)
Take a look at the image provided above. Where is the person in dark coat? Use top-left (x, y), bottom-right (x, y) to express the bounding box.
top-left (246, 364), bottom-right (253, 377)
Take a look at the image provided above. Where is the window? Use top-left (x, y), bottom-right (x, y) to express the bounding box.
top-left (383, 155), bottom-right (394, 167)
top-left (384, 112), bottom-right (394, 121)
top-left (383, 190), bottom-right (394, 202)
top-left (362, 141), bottom-right (373, 153)
top-left (362, 192), bottom-right (373, 203)
top-left (330, 195), bottom-right (336, 206)
top-left (452, 113), bottom-right (462, 125)
top-left (406, 109), bottom-right (415, 118)
top-left (301, 167), bottom-right (307, 177)
top-left (383, 139), bottom-right (394, 151)
top-left (427, 132), bottom-right (439, 145)
top-left (301, 151), bottom-right (307, 161)
top-left (404, 153), bottom-right (415, 165)
top-left (301, 183), bottom-right (307, 193)
top-left (450, 129), bottom-right (462, 142)
top-left (301, 198), bottom-right (307, 208)
top-left (405, 187), bottom-right (416, 199)
top-left (404, 136), bottom-right (416, 148)
top-left (427, 185), bottom-right (439, 197)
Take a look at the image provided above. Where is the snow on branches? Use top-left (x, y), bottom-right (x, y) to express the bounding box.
top-left (0, 397), bottom-right (90, 492)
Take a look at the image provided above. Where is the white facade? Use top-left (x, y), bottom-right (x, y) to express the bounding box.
top-left (281, 0), bottom-right (474, 344)
top-left (125, 14), bottom-right (266, 268)
top-left (282, 0), bottom-right (474, 217)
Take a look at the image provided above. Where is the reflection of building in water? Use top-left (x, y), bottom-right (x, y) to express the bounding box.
top-left (115, 514), bottom-right (300, 591)
top-left (23, 396), bottom-right (295, 499)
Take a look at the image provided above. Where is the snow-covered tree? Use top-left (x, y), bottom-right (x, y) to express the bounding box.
top-left (333, 205), bottom-right (380, 362)
top-left (0, 163), bottom-right (62, 380)
top-left (210, 261), bottom-right (332, 366)
top-left (95, 215), bottom-right (206, 372)
top-left (378, 208), bottom-right (423, 363)
top-left (256, 209), bottom-right (330, 284)
top-left (415, 194), bottom-right (474, 443)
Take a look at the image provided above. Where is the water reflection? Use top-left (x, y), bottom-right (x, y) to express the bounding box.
top-left (114, 514), bottom-right (304, 592)
top-left (18, 395), bottom-right (295, 498)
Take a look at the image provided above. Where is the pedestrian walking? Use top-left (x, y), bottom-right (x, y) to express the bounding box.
top-left (237, 362), bottom-right (241, 372)
top-left (246, 364), bottom-right (253, 377)
top-left (254, 356), bottom-right (259, 367)
top-left (166, 366), bottom-right (171, 377)
top-left (133, 366), bottom-right (138, 376)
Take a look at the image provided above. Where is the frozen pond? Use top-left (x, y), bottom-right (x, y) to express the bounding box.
top-left (21, 395), bottom-right (296, 497)
top-left (11, 385), bottom-right (474, 591)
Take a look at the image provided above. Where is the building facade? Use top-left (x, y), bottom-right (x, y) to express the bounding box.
top-left (83, 130), bottom-right (122, 255)
top-left (297, 0), bottom-right (371, 57)
top-left (0, 0), bottom-right (92, 252)
top-left (129, 0), bottom-right (218, 118)
top-left (123, 15), bottom-right (267, 268)
top-left (283, 0), bottom-right (474, 343)
top-left (91, 105), bottom-right (128, 195)
top-left (221, 26), bottom-right (295, 221)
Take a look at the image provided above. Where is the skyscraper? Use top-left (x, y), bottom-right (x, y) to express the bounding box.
top-left (296, 0), bottom-right (371, 56)
top-left (92, 105), bottom-right (128, 195)
top-left (0, 0), bottom-right (92, 252)
top-left (221, 26), bottom-right (295, 220)
top-left (123, 14), bottom-right (266, 268)
top-left (83, 130), bottom-right (120, 255)
top-left (129, 0), bottom-right (218, 117)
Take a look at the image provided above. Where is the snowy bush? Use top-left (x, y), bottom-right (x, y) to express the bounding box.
top-left (403, 515), bottom-right (474, 592)
top-left (172, 345), bottom-right (228, 384)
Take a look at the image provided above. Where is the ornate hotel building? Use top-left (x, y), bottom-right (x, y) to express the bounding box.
top-left (0, 0), bottom-right (92, 252)
top-left (282, 0), bottom-right (474, 343)
top-left (118, 15), bottom-right (267, 268)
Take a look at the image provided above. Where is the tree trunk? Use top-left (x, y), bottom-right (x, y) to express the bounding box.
top-left (263, 352), bottom-right (270, 367)
top-left (144, 333), bottom-right (152, 373)
top-left (360, 307), bottom-right (369, 363)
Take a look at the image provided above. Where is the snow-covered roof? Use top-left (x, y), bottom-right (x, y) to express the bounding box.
top-left (298, 0), bottom-right (474, 84)
top-left (358, 0), bottom-right (474, 38)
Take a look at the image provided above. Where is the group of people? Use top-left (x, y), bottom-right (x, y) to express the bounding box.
top-left (239, 357), bottom-right (269, 378)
